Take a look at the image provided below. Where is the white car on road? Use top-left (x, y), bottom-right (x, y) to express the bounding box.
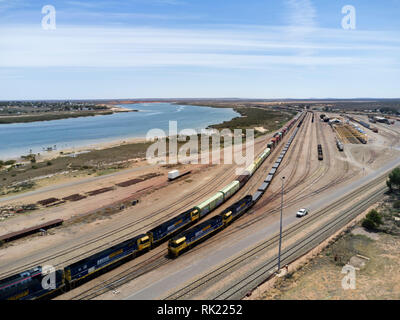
top-left (296, 208), bottom-right (309, 218)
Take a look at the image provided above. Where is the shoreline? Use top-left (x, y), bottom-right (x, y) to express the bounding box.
top-left (0, 105), bottom-right (137, 125)
top-left (1, 103), bottom-right (242, 162)
top-left (36, 136), bottom-right (149, 162)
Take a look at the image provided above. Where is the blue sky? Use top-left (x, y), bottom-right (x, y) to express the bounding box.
top-left (0, 0), bottom-right (399, 99)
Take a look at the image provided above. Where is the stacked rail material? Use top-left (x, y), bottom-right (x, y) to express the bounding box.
top-left (318, 144), bottom-right (323, 160)
top-left (347, 125), bottom-right (367, 144)
top-left (62, 194), bottom-right (87, 202)
top-left (335, 125), bottom-right (361, 144)
top-left (0, 219), bottom-right (63, 243)
top-left (117, 173), bottom-right (160, 187)
top-left (37, 198), bottom-right (59, 206)
top-left (86, 187), bottom-right (114, 196)
top-left (0, 113), bottom-right (304, 300)
top-left (116, 178), bottom-right (142, 187)
top-left (46, 200), bottom-right (66, 207)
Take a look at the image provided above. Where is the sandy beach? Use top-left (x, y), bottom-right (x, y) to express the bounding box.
top-left (34, 136), bottom-right (149, 162)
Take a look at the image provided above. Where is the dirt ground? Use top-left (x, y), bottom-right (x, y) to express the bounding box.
top-left (261, 195), bottom-right (400, 300)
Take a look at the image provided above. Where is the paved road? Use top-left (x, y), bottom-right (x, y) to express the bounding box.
top-left (125, 155), bottom-right (400, 300)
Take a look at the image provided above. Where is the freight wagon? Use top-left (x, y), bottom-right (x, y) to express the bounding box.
top-left (194, 192), bottom-right (224, 218)
top-left (219, 181), bottom-right (240, 201)
top-left (243, 162), bottom-right (256, 176)
top-left (237, 174), bottom-right (250, 188)
top-left (318, 144), bottom-right (323, 160)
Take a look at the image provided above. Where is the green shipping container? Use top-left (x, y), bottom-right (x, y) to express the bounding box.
top-left (220, 181), bottom-right (240, 200)
top-left (195, 192), bottom-right (224, 218)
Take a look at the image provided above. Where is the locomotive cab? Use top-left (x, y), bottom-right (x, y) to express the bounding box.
top-left (168, 237), bottom-right (187, 257)
top-left (222, 211), bottom-right (233, 225)
top-left (190, 209), bottom-right (200, 221)
top-left (137, 235), bottom-right (151, 251)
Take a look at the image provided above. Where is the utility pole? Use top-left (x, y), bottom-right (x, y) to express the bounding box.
top-left (278, 176), bottom-right (285, 272)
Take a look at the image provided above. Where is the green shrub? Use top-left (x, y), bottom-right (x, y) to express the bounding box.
top-left (362, 209), bottom-right (383, 231)
top-left (47, 161), bottom-right (52, 166)
top-left (4, 160), bottom-right (16, 165)
top-left (394, 200), bottom-right (400, 209)
top-left (366, 209), bottom-right (383, 225)
top-left (362, 218), bottom-right (376, 230)
top-left (387, 167), bottom-right (400, 192)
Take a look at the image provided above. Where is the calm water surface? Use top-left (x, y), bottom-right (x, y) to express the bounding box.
top-left (0, 103), bottom-right (239, 159)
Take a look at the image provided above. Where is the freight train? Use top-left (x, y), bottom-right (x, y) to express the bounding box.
top-left (168, 196), bottom-right (254, 257)
top-left (0, 113), bottom-right (304, 301)
top-left (168, 114), bottom-right (306, 257)
top-left (317, 144), bottom-right (323, 160)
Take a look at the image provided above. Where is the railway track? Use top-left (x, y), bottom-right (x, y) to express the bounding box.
top-left (181, 114), bottom-right (358, 244)
top-left (168, 163), bottom-right (388, 263)
top-left (253, 113), bottom-right (310, 209)
top-left (68, 250), bottom-right (170, 300)
top-left (0, 137), bottom-right (269, 278)
top-left (163, 178), bottom-right (387, 300)
top-left (0, 120), bottom-right (294, 280)
top-left (213, 186), bottom-right (386, 300)
top-left (63, 116), bottom-right (305, 300)
top-left (66, 115), bottom-right (388, 300)
top-left (238, 114), bottom-right (304, 197)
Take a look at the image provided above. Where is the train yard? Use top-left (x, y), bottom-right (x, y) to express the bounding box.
top-left (1, 109), bottom-right (400, 300)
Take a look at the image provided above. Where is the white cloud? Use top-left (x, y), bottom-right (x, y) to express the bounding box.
top-left (0, 25), bottom-right (398, 69)
top-left (284, 0), bottom-right (317, 55)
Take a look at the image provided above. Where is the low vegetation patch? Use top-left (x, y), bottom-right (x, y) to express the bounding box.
top-left (362, 209), bottom-right (383, 231)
